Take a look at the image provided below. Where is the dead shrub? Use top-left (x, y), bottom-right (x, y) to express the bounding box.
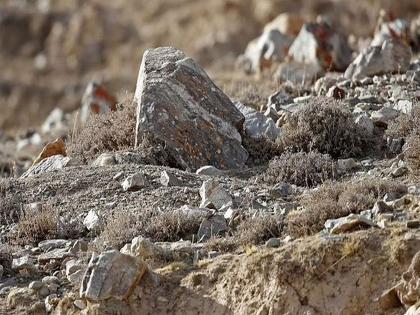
top-left (0, 179), bottom-right (23, 225)
top-left (143, 211), bottom-right (202, 242)
top-left (279, 99), bottom-right (365, 158)
top-left (242, 134), bottom-right (282, 166)
top-left (13, 206), bottom-right (59, 245)
top-left (100, 209), bottom-right (202, 249)
top-left (68, 96), bottom-right (136, 163)
top-left (235, 214), bottom-right (283, 246)
top-left (287, 178), bottom-right (407, 237)
top-left (386, 105), bottom-right (420, 139)
top-left (405, 132), bottom-right (420, 174)
top-left (0, 244), bottom-right (13, 272)
top-left (261, 151), bottom-right (337, 187)
top-left (204, 236), bottom-right (239, 253)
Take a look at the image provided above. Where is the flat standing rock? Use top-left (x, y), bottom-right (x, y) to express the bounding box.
top-left (134, 47), bottom-right (248, 171)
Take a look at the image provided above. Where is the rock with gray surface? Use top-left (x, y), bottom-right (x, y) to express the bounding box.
top-left (80, 250), bottom-right (148, 301)
top-left (344, 39), bottom-right (412, 80)
top-left (235, 101), bottom-right (281, 142)
top-left (134, 47), bottom-right (248, 170)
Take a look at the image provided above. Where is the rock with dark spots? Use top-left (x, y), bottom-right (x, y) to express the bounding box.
top-left (80, 250), bottom-right (148, 301)
top-left (344, 39), bottom-right (412, 80)
top-left (288, 22), bottom-right (352, 71)
top-left (134, 47), bottom-right (248, 170)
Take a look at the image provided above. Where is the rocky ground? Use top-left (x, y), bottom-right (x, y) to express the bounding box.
top-left (2, 1), bottom-right (420, 315)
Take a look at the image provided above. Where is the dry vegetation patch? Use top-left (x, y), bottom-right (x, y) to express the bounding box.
top-left (100, 209), bottom-right (203, 249)
top-left (279, 99), bottom-right (366, 158)
top-left (68, 96), bottom-right (136, 163)
top-left (261, 151), bottom-right (337, 187)
top-left (287, 178), bottom-right (407, 237)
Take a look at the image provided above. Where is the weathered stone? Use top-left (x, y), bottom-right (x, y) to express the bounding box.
top-left (12, 256), bottom-right (37, 272)
top-left (74, 299), bottom-right (87, 310)
top-left (66, 260), bottom-right (87, 285)
top-left (239, 29), bottom-right (293, 73)
top-left (80, 250), bottom-right (148, 301)
top-left (325, 214), bottom-right (375, 234)
top-left (121, 173), bottom-right (146, 192)
top-left (80, 81), bottom-right (117, 123)
top-left (344, 39), bottom-right (412, 80)
top-left (21, 154), bottom-right (71, 178)
top-left (160, 171), bottom-right (182, 187)
top-left (134, 47), bottom-right (248, 170)
top-left (121, 236), bottom-right (162, 261)
top-left (29, 280), bottom-right (44, 290)
top-left (199, 179), bottom-right (232, 210)
top-left (92, 153), bottom-right (116, 167)
top-left (370, 107), bottom-right (400, 125)
top-left (234, 101), bottom-right (281, 142)
top-left (83, 210), bottom-right (102, 232)
top-left (196, 165), bottom-right (224, 177)
top-left (38, 239), bottom-right (70, 252)
top-left (197, 215), bottom-right (228, 241)
top-left (38, 248), bottom-right (73, 263)
top-left (265, 237), bottom-right (281, 248)
top-left (288, 22), bottom-right (352, 71)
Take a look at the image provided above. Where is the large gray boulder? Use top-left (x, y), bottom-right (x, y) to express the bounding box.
top-left (80, 250), bottom-right (148, 301)
top-left (134, 47), bottom-right (248, 170)
top-left (344, 39), bottom-right (412, 80)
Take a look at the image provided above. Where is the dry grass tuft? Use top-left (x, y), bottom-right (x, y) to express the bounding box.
top-left (11, 205), bottom-right (84, 245)
top-left (279, 99), bottom-right (365, 158)
top-left (0, 244), bottom-right (13, 271)
top-left (100, 209), bottom-right (203, 249)
top-left (386, 105), bottom-right (420, 139)
top-left (242, 134), bottom-right (282, 166)
top-left (68, 95), bottom-right (136, 163)
top-left (287, 178), bottom-right (407, 237)
top-left (235, 214), bottom-right (283, 246)
top-left (13, 206), bottom-right (59, 245)
top-left (261, 151), bottom-right (337, 187)
top-left (0, 179), bottom-right (22, 225)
